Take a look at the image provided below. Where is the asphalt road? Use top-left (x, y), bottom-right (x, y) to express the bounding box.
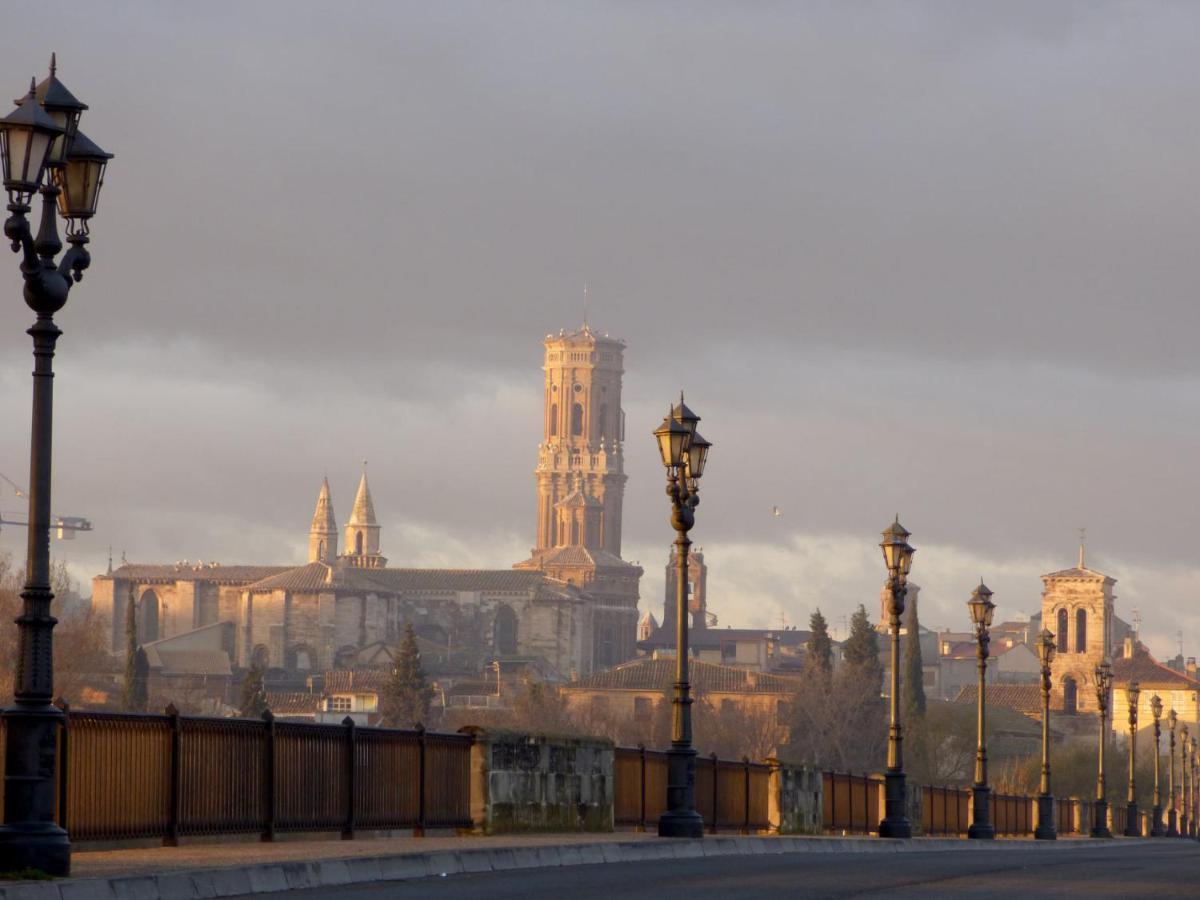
top-left (233, 842), bottom-right (1200, 899)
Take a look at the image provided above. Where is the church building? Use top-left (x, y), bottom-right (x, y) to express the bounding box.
top-left (90, 324), bottom-right (644, 681)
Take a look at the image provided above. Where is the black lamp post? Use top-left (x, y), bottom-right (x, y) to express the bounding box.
top-left (967, 581), bottom-right (996, 840)
top-left (1034, 627), bottom-right (1057, 840)
top-left (654, 395), bottom-right (710, 839)
top-left (1167, 709), bottom-right (1178, 837)
top-left (1091, 660), bottom-right (1113, 838)
top-left (1150, 695), bottom-right (1164, 836)
top-left (878, 516), bottom-right (914, 839)
top-left (1180, 726), bottom-right (1190, 837)
top-left (0, 58), bottom-right (111, 878)
top-left (1123, 681), bottom-right (1140, 836)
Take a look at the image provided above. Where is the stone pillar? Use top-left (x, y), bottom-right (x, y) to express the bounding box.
top-left (766, 759), bottom-right (823, 835)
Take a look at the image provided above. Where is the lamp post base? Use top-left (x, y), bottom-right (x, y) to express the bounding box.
top-left (1179, 814), bottom-right (1188, 838)
top-left (877, 770), bottom-right (911, 839)
top-left (657, 809), bottom-right (705, 838)
top-left (1167, 809), bottom-right (1177, 837)
top-left (1034, 794), bottom-right (1056, 840)
top-left (1151, 805), bottom-right (1164, 837)
top-left (1123, 802), bottom-right (1139, 837)
top-left (1090, 800), bottom-right (1111, 838)
top-left (658, 744), bottom-right (703, 838)
top-left (0, 826), bottom-right (71, 878)
top-left (967, 785), bottom-right (994, 840)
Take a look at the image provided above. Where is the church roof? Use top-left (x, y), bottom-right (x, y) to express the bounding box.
top-left (143, 647), bottom-right (232, 677)
top-left (953, 683), bottom-right (1049, 718)
top-left (369, 568), bottom-right (550, 593)
top-left (102, 563), bottom-right (291, 585)
top-left (311, 477), bottom-right (337, 533)
top-left (565, 658), bottom-right (801, 694)
top-left (520, 546), bottom-right (635, 570)
top-left (244, 561), bottom-right (394, 593)
top-left (347, 471), bottom-right (377, 526)
top-left (1042, 565), bottom-right (1112, 581)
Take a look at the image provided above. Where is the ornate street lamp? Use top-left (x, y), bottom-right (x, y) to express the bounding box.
top-left (0, 58), bottom-right (110, 878)
top-left (1034, 627), bottom-right (1057, 840)
top-left (1124, 681), bottom-right (1140, 836)
top-left (967, 581), bottom-right (996, 840)
top-left (878, 516), bottom-right (914, 839)
top-left (1150, 695), bottom-right (1164, 836)
top-left (654, 394), bottom-right (710, 839)
top-left (1091, 660), bottom-right (1113, 838)
top-left (1168, 709), bottom-right (1178, 837)
top-left (1180, 726), bottom-right (1190, 838)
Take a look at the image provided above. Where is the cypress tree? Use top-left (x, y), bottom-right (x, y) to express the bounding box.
top-left (807, 608), bottom-right (833, 679)
top-left (239, 660), bottom-right (267, 718)
top-left (842, 604), bottom-right (881, 675)
top-left (381, 623), bottom-right (433, 727)
top-left (130, 646), bottom-right (150, 713)
top-left (902, 596), bottom-right (927, 722)
top-left (121, 586), bottom-right (138, 709)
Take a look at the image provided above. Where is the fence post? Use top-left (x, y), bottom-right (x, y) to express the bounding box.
top-left (636, 744), bottom-right (646, 833)
top-left (415, 723), bottom-right (427, 837)
top-left (262, 709), bottom-right (276, 842)
top-left (53, 698), bottom-right (68, 833)
top-left (710, 753), bottom-right (719, 834)
top-left (165, 703), bottom-right (182, 846)
top-left (342, 715), bottom-right (356, 840)
top-left (741, 757), bottom-right (751, 834)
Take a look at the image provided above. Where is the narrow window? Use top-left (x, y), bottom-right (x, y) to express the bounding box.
top-left (1075, 609), bottom-right (1087, 653)
top-left (1056, 609), bottom-right (1069, 653)
top-left (550, 403), bottom-right (558, 437)
top-left (571, 402), bottom-right (584, 436)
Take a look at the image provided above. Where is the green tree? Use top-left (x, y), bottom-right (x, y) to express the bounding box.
top-left (381, 623), bottom-right (433, 727)
top-left (239, 660), bottom-right (267, 718)
top-left (902, 598), bottom-right (927, 722)
top-left (842, 604), bottom-right (881, 676)
top-left (121, 586), bottom-right (139, 709)
top-left (129, 647), bottom-right (149, 713)
top-left (806, 608), bottom-right (833, 680)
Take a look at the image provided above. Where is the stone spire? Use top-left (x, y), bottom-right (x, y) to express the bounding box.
top-left (344, 464), bottom-right (385, 568)
top-left (308, 477), bottom-right (338, 563)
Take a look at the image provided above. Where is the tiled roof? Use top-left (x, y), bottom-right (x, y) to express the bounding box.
top-left (1112, 650), bottom-right (1200, 689)
top-left (953, 683), bottom-right (1048, 718)
top-left (144, 648), bottom-right (232, 677)
top-left (102, 564), bottom-right (290, 585)
top-left (1042, 566), bottom-right (1112, 581)
top-left (370, 569), bottom-right (549, 593)
top-left (565, 658), bottom-right (801, 694)
top-left (322, 670), bottom-right (389, 695)
top-left (266, 692), bottom-right (323, 716)
top-left (523, 546), bottom-right (636, 569)
top-left (245, 562), bottom-right (393, 594)
top-left (641, 626), bottom-right (809, 650)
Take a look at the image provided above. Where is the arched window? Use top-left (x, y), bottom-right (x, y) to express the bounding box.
top-left (1075, 608), bottom-right (1087, 653)
top-left (549, 403), bottom-right (558, 437)
top-left (599, 403), bottom-right (608, 439)
top-left (494, 605), bottom-right (518, 656)
top-left (1056, 609), bottom-right (1069, 653)
top-left (139, 589), bottom-right (161, 643)
top-left (355, 531), bottom-right (364, 555)
top-left (571, 402), bottom-right (584, 436)
top-left (317, 540), bottom-right (326, 561)
top-left (1063, 676), bottom-right (1078, 715)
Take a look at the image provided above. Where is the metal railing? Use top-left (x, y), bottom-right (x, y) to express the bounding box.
top-left (613, 746), bottom-right (771, 833)
top-left (922, 785), bottom-right (970, 836)
top-left (52, 705), bottom-right (471, 843)
top-left (822, 771), bottom-right (880, 835)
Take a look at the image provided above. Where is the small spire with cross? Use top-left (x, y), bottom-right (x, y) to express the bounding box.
top-left (1078, 527), bottom-right (1086, 568)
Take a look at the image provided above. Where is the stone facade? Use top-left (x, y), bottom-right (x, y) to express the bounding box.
top-left (1040, 547), bottom-right (1116, 715)
top-left (91, 323), bottom-right (644, 681)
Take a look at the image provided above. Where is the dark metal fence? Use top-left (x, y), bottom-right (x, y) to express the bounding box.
top-left (613, 746), bottom-right (771, 832)
top-left (992, 792), bottom-right (1033, 836)
top-left (822, 771), bottom-right (879, 835)
top-left (921, 785), bottom-right (970, 836)
top-left (53, 706), bottom-right (470, 843)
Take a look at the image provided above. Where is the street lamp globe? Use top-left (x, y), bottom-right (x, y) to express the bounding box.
top-left (0, 80), bottom-right (63, 203)
top-left (684, 430), bottom-right (710, 481)
top-left (653, 411), bottom-right (690, 470)
top-left (25, 55), bottom-right (86, 170)
top-left (968, 581), bottom-right (995, 630)
top-left (53, 130), bottom-right (112, 226)
top-left (1152, 694), bottom-right (1163, 720)
top-left (880, 516), bottom-right (914, 577)
top-left (1129, 681), bottom-right (1141, 711)
top-left (1037, 628), bottom-right (1056, 666)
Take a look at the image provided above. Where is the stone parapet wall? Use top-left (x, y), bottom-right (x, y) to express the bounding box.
top-left (462, 727), bottom-right (615, 834)
top-left (767, 762), bottom-right (823, 834)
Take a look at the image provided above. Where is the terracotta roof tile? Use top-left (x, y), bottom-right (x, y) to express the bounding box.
top-left (266, 692), bottom-right (323, 716)
top-left (103, 564), bottom-right (290, 585)
top-left (322, 670), bottom-right (389, 695)
top-left (953, 683), bottom-right (1048, 717)
top-left (1111, 650), bottom-right (1200, 689)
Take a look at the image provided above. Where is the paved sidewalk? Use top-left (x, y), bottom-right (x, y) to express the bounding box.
top-left (0, 832), bottom-right (1143, 900)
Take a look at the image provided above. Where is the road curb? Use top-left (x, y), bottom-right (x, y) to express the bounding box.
top-left (0, 835), bottom-right (1151, 899)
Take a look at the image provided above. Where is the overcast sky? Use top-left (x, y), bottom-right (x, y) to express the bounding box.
top-left (2, 1), bottom-right (1199, 655)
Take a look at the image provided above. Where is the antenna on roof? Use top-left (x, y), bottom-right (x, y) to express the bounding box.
top-left (582, 283), bottom-right (589, 328)
top-left (1078, 527), bottom-right (1086, 568)
top-left (1179, 630), bottom-right (1185, 659)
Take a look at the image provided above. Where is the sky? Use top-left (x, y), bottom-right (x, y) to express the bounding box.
top-left (1, 1), bottom-right (1199, 655)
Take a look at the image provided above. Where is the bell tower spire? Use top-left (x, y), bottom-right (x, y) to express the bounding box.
top-left (344, 462), bottom-right (385, 568)
top-left (308, 476), bottom-right (338, 562)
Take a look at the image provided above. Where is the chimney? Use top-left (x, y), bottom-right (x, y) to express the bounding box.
top-left (1188, 658), bottom-right (1197, 681)
top-left (1123, 637), bottom-right (1134, 660)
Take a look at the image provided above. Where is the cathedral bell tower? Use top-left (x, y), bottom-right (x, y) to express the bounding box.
top-left (343, 468), bottom-right (386, 569)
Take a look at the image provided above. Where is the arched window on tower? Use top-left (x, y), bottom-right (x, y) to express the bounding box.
top-left (599, 403), bottom-right (608, 440)
top-left (571, 402), bottom-right (584, 436)
top-left (355, 531), bottom-right (364, 556)
top-left (494, 605), bottom-right (518, 657)
top-left (550, 403), bottom-right (558, 437)
top-left (317, 540), bottom-right (326, 561)
top-left (1075, 608), bottom-right (1087, 653)
top-left (1063, 676), bottom-right (1078, 715)
top-left (139, 589), bottom-right (161, 644)
top-left (1056, 609), bottom-right (1068, 653)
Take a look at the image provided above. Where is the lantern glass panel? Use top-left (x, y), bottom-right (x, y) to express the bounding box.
top-left (2, 127), bottom-right (52, 194)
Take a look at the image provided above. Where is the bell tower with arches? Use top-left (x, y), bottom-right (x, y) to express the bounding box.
top-left (1040, 540), bottom-right (1115, 714)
